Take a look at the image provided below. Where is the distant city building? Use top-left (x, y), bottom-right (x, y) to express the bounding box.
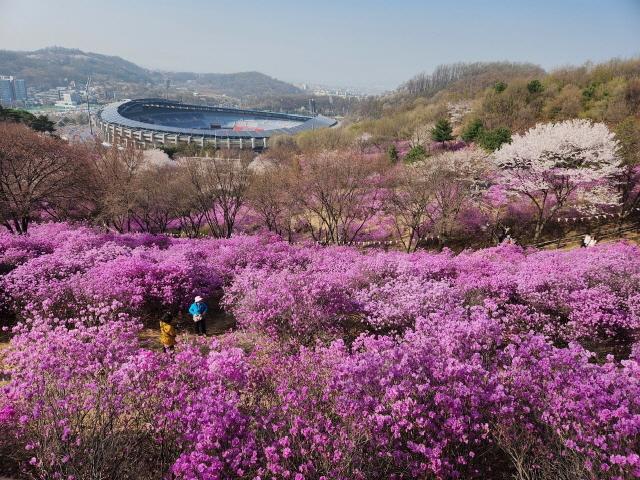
top-left (55, 91), bottom-right (82, 109)
top-left (0, 75), bottom-right (28, 105)
top-left (33, 89), bottom-right (62, 104)
top-left (13, 79), bottom-right (27, 101)
top-left (0, 77), bottom-right (13, 105)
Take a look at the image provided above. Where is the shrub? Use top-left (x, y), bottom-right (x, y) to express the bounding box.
top-left (527, 79), bottom-right (544, 94)
top-left (1, 224), bottom-right (640, 478)
top-left (387, 143), bottom-right (399, 163)
top-left (403, 144), bottom-right (427, 163)
top-left (477, 126), bottom-right (512, 151)
top-left (461, 118), bottom-right (485, 142)
top-left (494, 81), bottom-right (508, 93)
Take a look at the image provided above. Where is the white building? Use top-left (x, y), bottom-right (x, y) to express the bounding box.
top-left (55, 91), bottom-right (82, 109)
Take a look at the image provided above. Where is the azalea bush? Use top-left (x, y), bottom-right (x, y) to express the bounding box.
top-left (1, 222), bottom-right (640, 479)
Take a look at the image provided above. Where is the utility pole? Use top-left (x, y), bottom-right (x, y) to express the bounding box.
top-left (85, 76), bottom-right (93, 135)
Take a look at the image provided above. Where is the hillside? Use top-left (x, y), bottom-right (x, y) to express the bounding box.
top-left (163, 71), bottom-right (302, 98)
top-left (0, 47), bottom-right (302, 98)
top-left (325, 58), bottom-right (640, 147)
top-left (0, 47), bottom-right (154, 88)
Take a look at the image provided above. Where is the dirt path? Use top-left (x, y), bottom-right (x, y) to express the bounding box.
top-left (139, 310), bottom-right (236, 350)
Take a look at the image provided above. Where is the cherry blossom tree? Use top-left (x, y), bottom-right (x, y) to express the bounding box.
top-left (493, 120), bottom-right (622, 241)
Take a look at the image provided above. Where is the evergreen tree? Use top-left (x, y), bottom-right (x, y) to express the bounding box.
top-left (403, 144), bottom-right (427, 163)
top-left (494, 81), bottom-right (508, 93)
top-left (527, 79), bottom-right (544, 94)
top-left (430, 118), bottom-right (453, 143)
top-left (461, 119), bottom-right (484, 142)
top-left (0, 107), bottom-right (55, 133)
top-left (30, 115), bottom-right (56, 133)
top-left (478, 127), bottom-right (512, 152)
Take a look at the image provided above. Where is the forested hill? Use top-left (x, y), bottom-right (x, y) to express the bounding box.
top-left (0, 47), bottom-right (302, 98)
top-left (0, 47), bottom-right (154, 88)
top-left (162, 70), bottom-right (303, 98)
top-left (348, 58), bottom-right (640, 140)
top-left (400, 61), bottom-right (546, 98)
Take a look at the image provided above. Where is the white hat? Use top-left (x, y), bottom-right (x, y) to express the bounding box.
top-left (194, 296), bottom-right (204, 302)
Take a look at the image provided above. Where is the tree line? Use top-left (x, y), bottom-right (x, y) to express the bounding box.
top-left (1, 116), bottom-right (638, 251)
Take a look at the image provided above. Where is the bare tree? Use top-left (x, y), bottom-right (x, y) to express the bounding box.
top-left (247, 160), bottom-right (300, 242)
top-left (130, 164), bottom-right (178, 234)
top-left (388, 167), bottom-right (436, 253)
top-left (171, 164), bottom-right (207, 237)
top-left (180, 151), bottom-right (252, 238)
top-left (88, 143), bottom-right (146, 233)
top-left (298, 150), bottom-right (387, 245)
top-left (407, 123), bottom-right (433, 149)
top-left (390, 149), bottom-right (488, 251)
top-left (0, 123), bottom-right (88, 234)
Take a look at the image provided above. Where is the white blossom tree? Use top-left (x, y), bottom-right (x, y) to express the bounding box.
top-left (492, 120), bottom-right (622, 241)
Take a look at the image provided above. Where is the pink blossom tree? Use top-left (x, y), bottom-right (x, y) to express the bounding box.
top-left (492, 120), bottom-right (622, 241)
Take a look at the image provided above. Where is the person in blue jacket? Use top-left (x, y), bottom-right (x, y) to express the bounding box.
top-left (188, 295), bottom-right (208, 335)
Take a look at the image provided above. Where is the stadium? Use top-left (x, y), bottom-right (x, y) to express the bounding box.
top-left (97, 98), bottom-right (337, 150)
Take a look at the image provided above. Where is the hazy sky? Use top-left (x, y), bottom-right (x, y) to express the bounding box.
top-left (1, 0), bottom-right (639, 90)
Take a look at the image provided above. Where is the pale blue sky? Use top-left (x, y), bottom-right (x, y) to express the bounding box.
top-left (0, 0), bottom-right (638, 90)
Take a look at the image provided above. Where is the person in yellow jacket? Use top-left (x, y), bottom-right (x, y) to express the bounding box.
top-left (159, 312), bottom-right (177, 353)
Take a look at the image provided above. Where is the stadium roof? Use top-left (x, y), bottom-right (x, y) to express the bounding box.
top-left (98, 98), bottom-right (336, 138)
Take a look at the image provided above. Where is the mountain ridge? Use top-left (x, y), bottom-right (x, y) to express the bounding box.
top-left (0, 46), bottom-right (302, 98)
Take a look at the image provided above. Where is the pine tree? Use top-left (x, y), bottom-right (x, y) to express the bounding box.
top-left (494, 81), bottom-right (507, 93)
top-left (527, 79), bottom-right (544, 94)
top-left (403, 145), bottom-right (427, 163)
top-left (478, 127), bottom-right (511, 152)
top-left (431, 118), bottom-right (453, 143)
top-left (461, 119), bottom-right (484, 143)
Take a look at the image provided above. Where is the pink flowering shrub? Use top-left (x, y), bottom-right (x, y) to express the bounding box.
top-left (1, 222), bottom-right (640, 478)
top-left (496, 335), bottom-right (640, 478)
top-left (3, 223), bottom-right (639, 345)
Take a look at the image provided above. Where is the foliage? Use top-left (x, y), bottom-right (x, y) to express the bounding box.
top-left (1, 224), bottom-right (640, 478)
top-left (493, 119), bottom-right (622, 240)
top-left (355, 58), bottom-right (640, 146)
top-left (527, 79), bottom-right (544, 94)
top-left (160, 142), bottom-right (218, 159)
top-left (0, 47), bottom-right (301, 98)
top-left (403, 144), bottom-right (427, 163)
top-left (494, 81), bottom-right (508, 93)
top-left (477, 126), bottom-right (512, 151)
top-left (461, 118), bottom-right (485, 142)
top-left (402, 61), bottom-right (543, 98)
top-left (430, 118), bottom-right (454, 142)
top-left (0, 107), bottom-right (55, 132)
